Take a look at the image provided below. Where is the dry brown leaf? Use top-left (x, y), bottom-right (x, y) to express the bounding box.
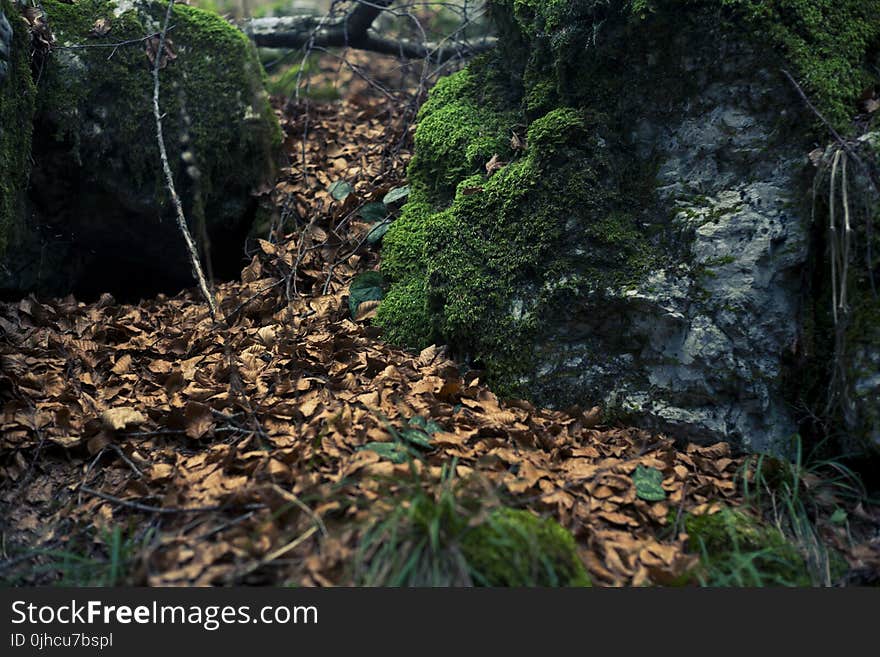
top-left (89, 18), bottom-right (111, 37)
top-left (101, 407), bottom-right (147, 430)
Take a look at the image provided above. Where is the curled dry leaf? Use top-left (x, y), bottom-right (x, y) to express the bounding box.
top-left (510, 131), bottom-right (525, 150)
top-left (145, 35), bottom-right (177, 70)
top-left (461, 186), bottom-right (484, 196)
top-left (353, 299), bottom-right (381, 321)
top-left (101, 407), bottom-right (147, 431)
top-left (485, 153), bottom-right (507, 176)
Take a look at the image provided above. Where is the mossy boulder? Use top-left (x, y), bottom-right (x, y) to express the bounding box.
top-left (0, 0), bottom-right (36, 260)
top-left (378, 0), bottom-right (880, 455)
top-left (0, 0), bottom-right (280, 299)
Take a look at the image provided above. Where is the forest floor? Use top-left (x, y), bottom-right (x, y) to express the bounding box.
top-left (1, 55), bottom-right (879, 587)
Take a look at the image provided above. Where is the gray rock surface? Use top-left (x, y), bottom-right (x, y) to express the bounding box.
top-left (526, 36), bottom-right (812, 454)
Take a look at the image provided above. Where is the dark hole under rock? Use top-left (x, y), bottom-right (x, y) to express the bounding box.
top-left (1, 128), bottom-right (255, 304)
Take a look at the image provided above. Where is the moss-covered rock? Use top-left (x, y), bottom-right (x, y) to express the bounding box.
top-left (1, 0), bottom-right (280, 298)
top-left (0, 0), bottom-right (36, 258)
top-left (462, 508), bottom-right (591, 586)
top-left (377, 0), bottom-right (880, 454)
top-left (493, 0), bottom-right (880, 131)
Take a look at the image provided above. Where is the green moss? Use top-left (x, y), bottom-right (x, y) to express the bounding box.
top-left (378, 66), bottom-right (657, 392)
top-left (377, 274), bottom-right (437, 348)
top-left (407, 67), bottom-right (517, 205)
top-left (683, 507), bottom-right (813, 586)
top-left (355, 470), bottom-right (589, 586)
top-left (0, 0), bottom-right (36, 255)
top-left (38, 0), bottom-right (280, 227)
top-left (716, 0), bottom-right (880, 131)
top-left (525, 107), bottom-right (586, 148)
top-left (462, 508), bottom-right (591, 587)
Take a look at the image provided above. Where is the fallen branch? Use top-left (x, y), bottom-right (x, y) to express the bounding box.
top-left (243, 2), bottom-right (496, 63)
top-left (153, 0), bottom-right (220, 320)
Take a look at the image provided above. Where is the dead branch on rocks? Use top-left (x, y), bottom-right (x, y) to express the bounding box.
top-left (244, 0), bottom-right (496, 64)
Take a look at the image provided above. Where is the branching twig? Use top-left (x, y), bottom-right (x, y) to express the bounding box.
top-left (781, 68), bottom-right (880, 196)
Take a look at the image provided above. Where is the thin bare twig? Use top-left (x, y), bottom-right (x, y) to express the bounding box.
top-left (152, 0), bottom-right (220, 321)
top-left (79, 485), bottom-right (265, 515)
top-left (228, 525), bottom-right (318, 582)
top-left (107, 444), bottom-right (144, 479)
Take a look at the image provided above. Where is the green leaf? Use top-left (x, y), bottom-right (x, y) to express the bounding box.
top-left (329, 180), bottom-right (354, 201)
top-left (633, 465), bottom-right (667, 501)
top-left (359, 202), bottom-right (388, 223)
top-left (400, 428), bottom-right (432, 449)
top-left (425, 420), bottom-right (443, 435)
top-left (830, 508), bottom-right (848, 525)
top-left (348, 271), bottom-right (385, 317)
top-left (367, 219), bottom-right (392, 244)
top-left (359, 442), bottom-right (409, 464)
top-left (382, 185), bottom-right (410, 205)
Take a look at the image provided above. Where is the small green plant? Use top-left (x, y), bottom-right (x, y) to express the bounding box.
top-left (353, 463), bottom-right (590, 587)
top-left (691, 435), bottom-right (859, 587)
top-left (748, 438), bottom-right (862, 583)
top-left (358, 413), bottom-right (444, 463)
top-left (682, 507), bottom-right (813, 587)
top-left (676, 435), bottom-right (862, 587)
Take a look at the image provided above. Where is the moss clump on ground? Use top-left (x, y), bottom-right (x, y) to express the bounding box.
top-left (0, 0), bottom-right (36, 255)
top-left (683, 507), bottom-right (813, 586)
top-left (38, 0), bottom-right (280, 228)
top-left (462, 508), bottom-right (591, 586)
top-left (355, 474), bottom-right (590, 586)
